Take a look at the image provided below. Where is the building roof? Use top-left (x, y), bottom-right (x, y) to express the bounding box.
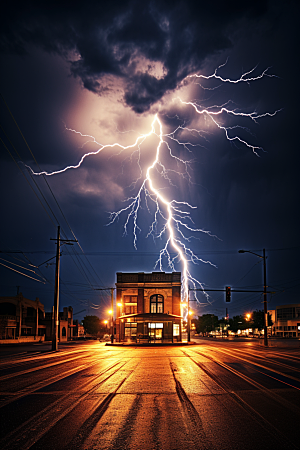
top-left (0, 293), bottom-right (45, 312)
top-left (116, 271), bottom-right (181, 284)
top-left (119, 312), bottom-right (182, 320)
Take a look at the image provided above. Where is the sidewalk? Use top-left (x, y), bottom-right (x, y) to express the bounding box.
top-left (194, 336), bottom-right (300, 348)
top-left (106, 341), bottom-right (197, 347)
top-left (258, 338), bottom-right (300, 348)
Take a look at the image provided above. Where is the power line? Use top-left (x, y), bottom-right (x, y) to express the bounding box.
top-left (1, 94), bottom-right (106, 291)
top-left (0, 261), bottom-right (46, 283)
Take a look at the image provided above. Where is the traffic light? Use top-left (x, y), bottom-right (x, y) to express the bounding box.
top-left (225, 286), bottom-right (231, 302)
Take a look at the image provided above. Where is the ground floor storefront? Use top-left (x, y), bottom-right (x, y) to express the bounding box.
top-left (116, 313), bottom-right (182, 343)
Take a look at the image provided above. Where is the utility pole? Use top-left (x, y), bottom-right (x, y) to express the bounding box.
top-left (238, 249), bottom-right (269, 347)
top-left (51, 226), bottom-right (77, 351)
top-left (226, 307), bottom-right (229, 336)
top-left (52, 226), bottom-right (60, 351)
top-left (187, 291), bottom-right (190, 343)
top-left (263, 248), bottom-right (268, 347)
top-left (94, 287), bottom-right (115, 343)
top-left (111, 288), bottom-right (114, 343)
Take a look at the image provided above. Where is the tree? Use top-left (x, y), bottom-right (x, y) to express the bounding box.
top-left (82, 315), bottom-right (101, 336)
top-left (229, 315), bottom-right (247, 333)
top-left (194, 314), bottom-right (219, 334)
top-left (252, 310), bottom-right (273, 330)
top-left (228, 310), bottom-right (273, 334)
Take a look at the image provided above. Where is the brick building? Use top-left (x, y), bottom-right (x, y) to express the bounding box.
top-left (115, 272), bottom-right (182, 343)
top-left (0, 293), bottom-right (46, 342)
top-left (43, 306), bottom-right (74, 342)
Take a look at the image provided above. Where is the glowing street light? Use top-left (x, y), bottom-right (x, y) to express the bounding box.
top-left (187, 294), bottom-right (191, 343)
top-left (239, 249), bottom-right (268, 346)
top-left (108, 310), bottom-right (113, 341)
top-left (116, 302), bottom-right (123, 342)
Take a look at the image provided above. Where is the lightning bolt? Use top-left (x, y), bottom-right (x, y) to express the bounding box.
top-left (107, 113), bottom-right (215, 305)
top-left (188, 59), bottom-right (278, 85)
top-left (177, 99), bottom-right (281, 156)
top-left (27, 64), bottom-right (280, 312)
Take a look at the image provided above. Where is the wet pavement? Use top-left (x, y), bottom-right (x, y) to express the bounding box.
top-left (1, 340), bottom-right (300, 449)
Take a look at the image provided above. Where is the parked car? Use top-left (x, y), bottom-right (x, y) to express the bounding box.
top-left (100, 334), bottom-right (111, 342)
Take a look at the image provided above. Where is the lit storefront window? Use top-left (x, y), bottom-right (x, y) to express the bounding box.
top-left (173, 324), bottom-right (180, 336)
top-left (124, 322), bottom-right (137, 338)
top-left (148, 322), bottom-right (163, 339)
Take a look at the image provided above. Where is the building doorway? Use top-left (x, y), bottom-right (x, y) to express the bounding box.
top-left (148, 322), bottom-right (163, 340)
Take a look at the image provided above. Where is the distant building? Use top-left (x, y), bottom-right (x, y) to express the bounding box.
top-left (73, 319), bottom-right (85, 338)
top-left (0, 294), bottom-right (76, 343)
top-left (43, 306), bottom-right (74, 342)
top-left (0, 293), bottom-right (46, 342)
top-left (115, 272), bottom-right (182, 343)
top-left (60, 306), bottom-right (74, 341)
top-left (273, 303), bottom-right (300, 338)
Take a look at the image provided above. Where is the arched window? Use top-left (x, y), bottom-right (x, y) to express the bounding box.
top-left (150, 295), bottom-right (164, 314)
top-left (62, 327), bottom-right (66, 337)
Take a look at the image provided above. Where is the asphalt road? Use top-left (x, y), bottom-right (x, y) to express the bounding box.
top-left (0, 340), bottom-right (300, 450)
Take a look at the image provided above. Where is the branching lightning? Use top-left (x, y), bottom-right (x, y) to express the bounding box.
top-left (188, 59), bottom-right (278, 85)
top-left (27, 63), bottom-right (280, 310)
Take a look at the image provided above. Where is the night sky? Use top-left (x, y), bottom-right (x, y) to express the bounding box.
top-left (1, 0), bottom-right (299, 323)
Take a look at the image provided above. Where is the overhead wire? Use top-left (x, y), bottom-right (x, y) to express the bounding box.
top-left (0, 262), bottom-right (46, 283)
top-left (1, 99), bottom-right (299, 308)
top-left (1, 94), bottom-right (106, 292)
top-left (0, 257), bottom-right (46, 280)
top-left (0, 125), bottom-right (63, 229)
top-left (0, 135), bottom-right (57, 228)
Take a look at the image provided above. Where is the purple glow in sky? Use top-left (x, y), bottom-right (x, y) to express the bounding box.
top-left (0, 0), bottom-right (299, 321)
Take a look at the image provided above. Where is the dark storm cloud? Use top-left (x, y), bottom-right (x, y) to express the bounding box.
top-left (1, 0), bottom-right (278, 113)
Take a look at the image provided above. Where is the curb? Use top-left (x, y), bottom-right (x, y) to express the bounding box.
top-left (105, 341), bottom-right (197, 347)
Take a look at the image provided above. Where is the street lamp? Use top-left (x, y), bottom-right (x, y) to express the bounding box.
top-left (108, 310), bottom-right (113, 342)
top-left (117, 302), bottom-right (123, 342)
top-left (239, 248), bottom-right (268, 346)
top-left (188, 310), bottom-right (193, 343)
top-left (180, 302), bottom-right (189, 342)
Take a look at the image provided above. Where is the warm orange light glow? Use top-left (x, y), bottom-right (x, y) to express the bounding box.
top-left (117, 302), bottom-right (123, 307)
top-left (108, 310), bottom-right (113, 315)
top-left (188, 310), bottom-right (193, 316)
top-left (104, 320), bottom-right (108, 324)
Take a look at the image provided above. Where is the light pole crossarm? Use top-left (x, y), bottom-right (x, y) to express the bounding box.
top-left (238, 249), bottom-right (263, 259)
top-left (239, 248), bottom-right (268, 347)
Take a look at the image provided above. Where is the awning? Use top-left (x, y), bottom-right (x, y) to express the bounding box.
top-left (119, 312), bottom-right (182, 320)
